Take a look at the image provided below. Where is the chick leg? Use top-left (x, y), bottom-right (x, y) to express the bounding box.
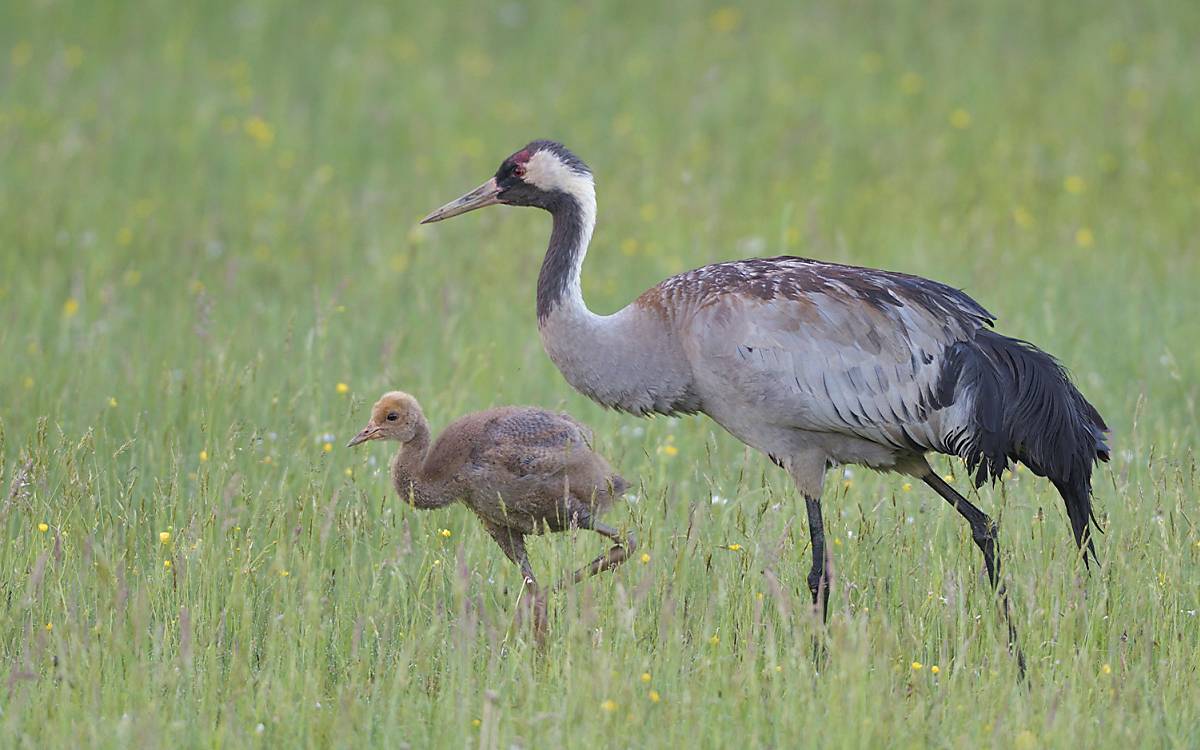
top-left (485, 523), bottom-right (546, 644)
top-left (560, 517), bottom-right (637, 588)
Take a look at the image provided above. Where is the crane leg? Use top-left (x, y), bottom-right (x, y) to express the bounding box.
top-left (921, 473), bottom-right (1000, 587)
top-left (786, 454), bottom-right (832, 622)
top-left (805, 495), bottom-right (831, 622)
top-left (559, 518), bottom-right (636, 589)
top-left (921, 472), bottom-right (1026, 678)
top-left (485, 523), bottom-right (547, 645)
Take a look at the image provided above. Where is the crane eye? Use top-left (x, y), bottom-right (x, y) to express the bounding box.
top-left (513, 164), bottom-right (526, 178)
top-left (386, 412), bottom-right (399, 421)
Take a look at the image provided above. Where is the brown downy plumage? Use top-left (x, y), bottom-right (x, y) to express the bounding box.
top-left (347, 391), bottom-right (635, 638)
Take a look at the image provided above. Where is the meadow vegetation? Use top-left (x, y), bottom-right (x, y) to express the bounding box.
top-left (1, 0), bottom-right (1198, 746)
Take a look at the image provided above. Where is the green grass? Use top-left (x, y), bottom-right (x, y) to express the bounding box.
top-left (2, 0), bottom-right (1199, 746)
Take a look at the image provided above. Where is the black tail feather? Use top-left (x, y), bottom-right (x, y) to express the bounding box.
top-left (939, 330), bottom-right (1109, 565)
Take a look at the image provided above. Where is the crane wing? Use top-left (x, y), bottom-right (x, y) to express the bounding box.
top-left (676, 257), bottom-right (994, 451)
top-left (468, 409), bottom-right (596, 480)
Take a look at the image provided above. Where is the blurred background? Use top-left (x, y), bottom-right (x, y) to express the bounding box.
top-left (1, 0), bottom-right (1198, 746)
top-left (2, 1), bottom-right (1197, 423)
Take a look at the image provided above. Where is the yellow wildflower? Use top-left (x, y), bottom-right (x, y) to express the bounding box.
top-left (708, 7), bottom-right (742, 33)
top-left (390, 254), bottom-right (410, 272)
top-left (640, 672), bottom-right (652, 683)
top-left (1102, 663), bottom-right (1112, 674)
top-left (471, 719), bottom-right (481, 728)
top-left (949, 109), bottom-right (972, 129)
top-left (11, 42), bottom-right (33, 67)
top-left (322, 442), bottom-right (333, 453)
top-left (116, 227), bottom-right (133, 246)
top-left (1075, 228), bottom-right (1095, 248)
top-left (942, 474), bottom-right (954, 483)
top-left (1125, 85), bottom-right (1150, 109)
top-left (1064, 175), bottom-right (1087, 194)
top-left (640, 553), bottom-right (651, 564)
top-left (709, 634), bottom-right (720, 646)
top-left (109, 397), bottom-right (118, 408)
top-left (440, 529), bottom-right (452, 538)
top-left (38, 523), bottom-right (49, 533)
top-left (931, 665), bottom-right (940, 675)
top-left (899, 72), bottom-right (923, 95)
top-left (648, 690), bottom-right (661, 703)
top-left (199, 450), bottom-right (209, 462)
top-left (133, 198), bottom-right (155, 219)
top-left (62, 297), bottom-right (79, 317)
top-left (661, 444), bottom-right (678, 457)
top-left (1015, 730), bottom-right (1038, 750)
top-left (1012, 206), bottom-right (1035, 229)
top-left (64, 45), bottom-right (85, 69)
top-left (244, 116), bottom-right (275, 148)
top-left (727, 543), bottom-right (742, 552)
top-left (336, 382), bottom-right (350, 394)
top-left (612, 113), bottom-right (635, 137)
top-left (279, 569), bottom-right (290, 577)
top-left (159, 531), bottom-right (170, 544)
top-left (600, 699), bottom-right (617, 713)
top-left (456, 53), bottom-right (492, 79)
top-left (901, 482), bottom-right (912, 492)
top-left (163, 560), bottom-right (172, 569)
top-left (344, 467), bottom-right (353, 477)
top-left (44, 622), bottom-right (52, 632)
top-left (911, 661), bottom-right (923, 671)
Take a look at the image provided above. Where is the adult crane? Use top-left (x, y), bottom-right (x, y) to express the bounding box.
top-left (420, 140), bottom-right (1109, 621)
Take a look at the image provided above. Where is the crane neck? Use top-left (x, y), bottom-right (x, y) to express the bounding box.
top-left (532, 182), bottom-right (701, 416)
top-left (536, 184), bottom-right (596, 322)
top-left (389, 422), bottom-right (455, 510)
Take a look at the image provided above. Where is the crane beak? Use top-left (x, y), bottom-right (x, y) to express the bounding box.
top-left (346, 425), bottom-right (381, 448)
top-left (419, 178), bottom-right (501, 224)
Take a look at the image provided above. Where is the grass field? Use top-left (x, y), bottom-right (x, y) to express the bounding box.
top-left (2, 0), bottom-right (1199, 746)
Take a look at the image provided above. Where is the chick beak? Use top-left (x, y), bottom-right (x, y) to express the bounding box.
top-left (346, 424), bottom-right (381, 448)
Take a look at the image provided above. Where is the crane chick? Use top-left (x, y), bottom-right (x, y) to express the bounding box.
top-left (347, 391), bottom-right (634, 637)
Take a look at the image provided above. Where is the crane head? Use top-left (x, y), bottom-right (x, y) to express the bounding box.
top-left (346, 391), bottom-right (425, 447)
top-left (420, 140), bottom-right (593, 224)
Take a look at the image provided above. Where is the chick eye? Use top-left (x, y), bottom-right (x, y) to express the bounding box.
top-left (386, 412), bottom-right (399, 421)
